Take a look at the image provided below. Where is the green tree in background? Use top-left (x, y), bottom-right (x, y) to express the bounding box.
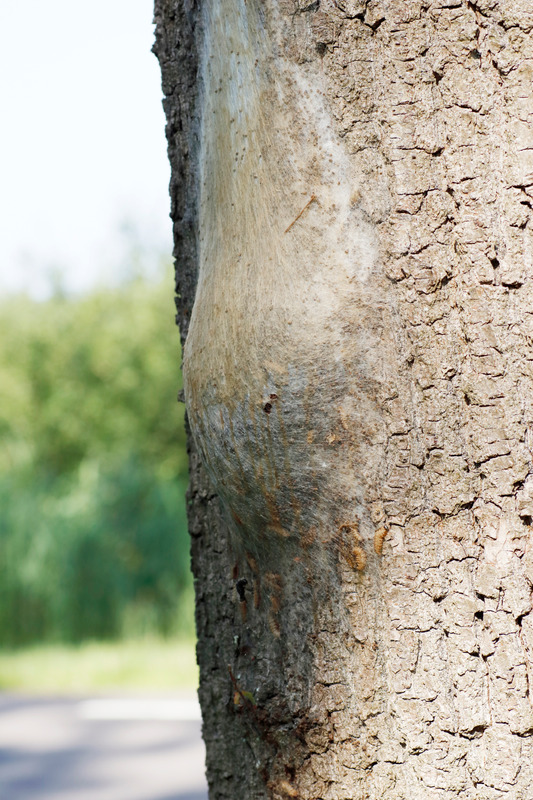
top-left (0, 272), bottom-right (191, 646)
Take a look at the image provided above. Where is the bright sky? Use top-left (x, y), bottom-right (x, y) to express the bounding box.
top-left (0, 0), bottom-right (172, 298)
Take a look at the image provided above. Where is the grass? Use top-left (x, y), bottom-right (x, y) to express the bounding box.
top-left (0, 637), bottom-right (198, 693)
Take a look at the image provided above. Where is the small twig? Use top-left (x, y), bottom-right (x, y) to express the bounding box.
top-left (228, 665), bottom-right (257, 716)
top-left (227, 665), bottom-right (280, 752)
top-left (284, 194), bottom-right (317, 234)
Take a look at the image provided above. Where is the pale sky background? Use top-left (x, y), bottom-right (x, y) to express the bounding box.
top-left (0, 0), bottom-right (172, 299)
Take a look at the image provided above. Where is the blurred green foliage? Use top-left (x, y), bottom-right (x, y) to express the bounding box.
top-left (0, 272), bottom-right (192, 647)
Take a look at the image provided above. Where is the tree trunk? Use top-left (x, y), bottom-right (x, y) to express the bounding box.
top-left (154, 1), bottom-right (533, 797)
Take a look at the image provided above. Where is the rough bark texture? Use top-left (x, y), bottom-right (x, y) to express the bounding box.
top-left (155, 1), bottom-right (533, 798)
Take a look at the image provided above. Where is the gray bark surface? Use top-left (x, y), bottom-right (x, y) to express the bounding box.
top-left (155, 1), bottom-right (533, 798)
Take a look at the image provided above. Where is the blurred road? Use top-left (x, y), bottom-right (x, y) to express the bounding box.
top-left (0, 694), bottom-right (208, 800)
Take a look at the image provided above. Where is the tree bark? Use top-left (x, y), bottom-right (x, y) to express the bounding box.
top-left (155, 1), bottom-right (533, 798)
